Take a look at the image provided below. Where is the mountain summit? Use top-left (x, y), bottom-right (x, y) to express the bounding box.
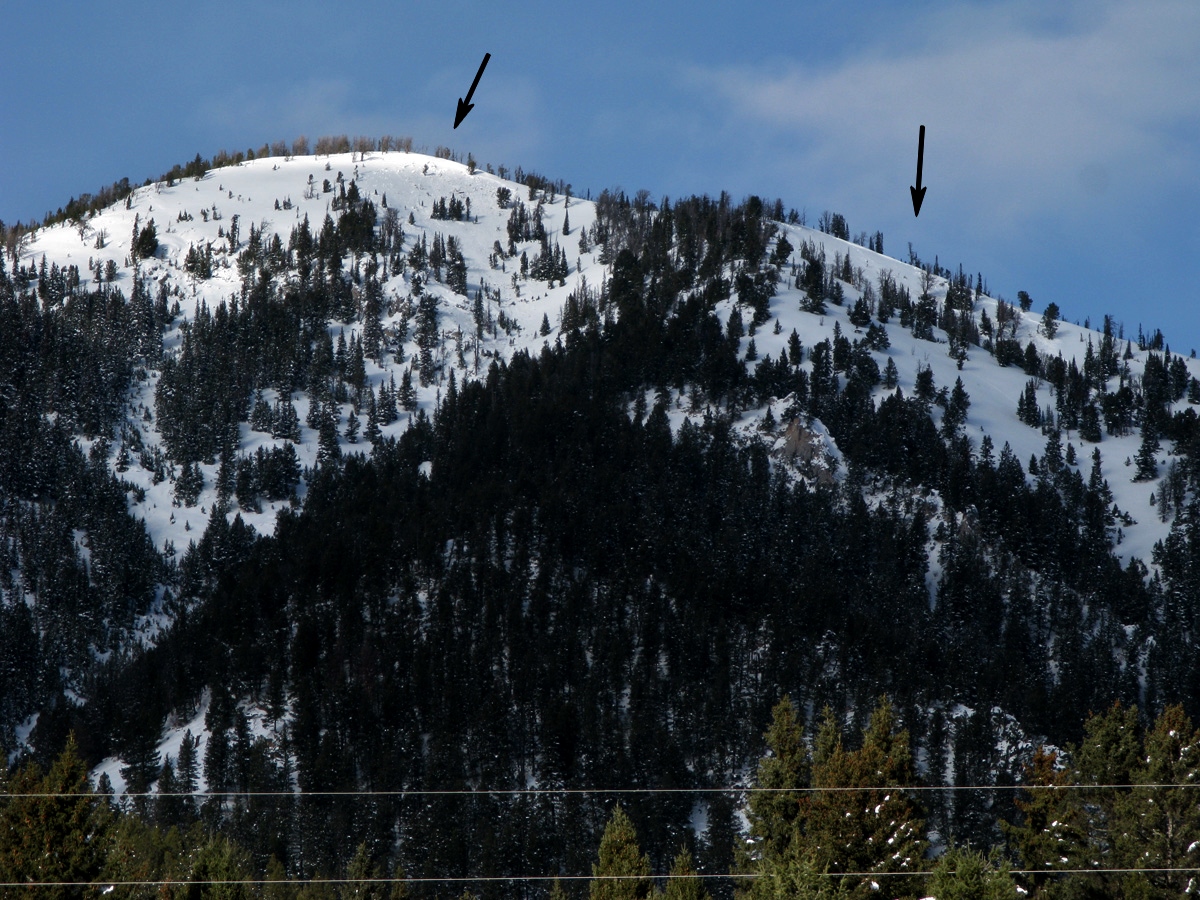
top-left (3, 142), bottom-right (1199, 884)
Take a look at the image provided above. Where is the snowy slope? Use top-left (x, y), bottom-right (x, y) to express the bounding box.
top-left (21, 151), bottom-right (599, 575)
top-left (726, 219), bottom-right (1183, 573)
top-left (18, 148), bottom-right (1185, 580)
top-left (16, 149), bottom-right (1192, 783)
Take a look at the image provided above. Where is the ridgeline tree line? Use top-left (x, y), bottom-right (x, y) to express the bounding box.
top-left (0, 134), bottom-right (567, 261)
top-left (6, 699), bottom-right (1200, 900)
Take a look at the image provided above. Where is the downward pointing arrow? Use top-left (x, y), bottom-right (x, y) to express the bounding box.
top-left (910, 124), bottom-right (927, 217)
top-left (454, 52), bottom-right (491, 129)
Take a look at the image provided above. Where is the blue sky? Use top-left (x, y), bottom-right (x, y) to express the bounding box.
top-left (3, 0), bottom-right (1198, 348)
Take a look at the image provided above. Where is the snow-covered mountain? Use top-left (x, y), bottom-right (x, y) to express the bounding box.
top-left (17, 148), bottom-right (1181, 578)
top-left (10, 146), bottom-right (1198, 868)
top-left (22, 151), bottom-right (605, 568)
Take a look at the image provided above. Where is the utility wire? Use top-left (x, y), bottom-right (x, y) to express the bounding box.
top-left (9, 783), bottom-right (1200, 799)
top-left (3, 869), bottom-right (1200, 887)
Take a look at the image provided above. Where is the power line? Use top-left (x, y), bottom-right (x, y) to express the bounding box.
top-left (3, 869), bottom-right (1200, 888)
top-left (0, 881), bottom-right (815, 890)
top-left (10, 783), bottom-right (1200, 799)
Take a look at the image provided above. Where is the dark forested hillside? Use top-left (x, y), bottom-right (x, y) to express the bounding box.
top-left (0, 258), bottom-right (166, 741)
top-left (4, 144), bottom-right (1200, 897)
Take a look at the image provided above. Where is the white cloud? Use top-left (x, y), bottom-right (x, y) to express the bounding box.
top-left (684, 0), bottom-right (1200, 234)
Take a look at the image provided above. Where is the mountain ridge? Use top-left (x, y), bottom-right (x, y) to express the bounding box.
top-left (3, 144), bottom-right (1198, 881)
top-left (12, 148), bottom-right (1179, 573)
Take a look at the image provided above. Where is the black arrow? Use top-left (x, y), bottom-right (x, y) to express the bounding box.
top-left (910, 124), bottom-right (927, 217)
top-left (454, 52), bottom-right (491, 129)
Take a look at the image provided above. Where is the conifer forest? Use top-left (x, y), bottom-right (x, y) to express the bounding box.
top-left (3, 139), bottom-right (1200, 899)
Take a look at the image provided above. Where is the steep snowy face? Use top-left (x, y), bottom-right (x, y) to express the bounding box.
top-left (19, 152), bottom-right (601, 553)
top-left (17, 148), bottom-right (1189, 583)
top-left (13, 147), bottom-right (1193, 824)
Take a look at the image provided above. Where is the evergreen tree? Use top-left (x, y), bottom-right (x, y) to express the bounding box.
top-left (1023, 341), bottom-right (1041, 377)
top-left (381, 377), bottom-right (400, 422)
top-left (787, 330), bottom-right (803, 366)
top-left (743, 841), bottom-right (853, 900)
top-left (848, 297), bottom-right (871, 328)
top-left (399, 369), bottom-right (417, 412)
top-left (389, 863), bottom-right (409, 900)
top-left (740, 699), bottom-right (925, 900)
top-left (804, 699), bottom-right (926, 899)
top-left (1079, 402), bottom-right (1102, 443)
top-left (266, 856), bottom-right (296, 900)
top-left (365, 392), bottom-right (382, 443)
top-left (727, 308), bottom-right (745, 343)
top-left (1040, 302), bottom-right (1060, 340)
top-left (0, 735), bottom-right (110, 895)
top-left (926, 848), bottom-right (1014, 900)
top-left (1109, 706), bottom-right (1200, 898)
top-left (318, 405), bottom-right (343, 466)
top-left (154, 756), bottom-right (185, 828)
top-left (274, 397), bottom-right (302, 443)
top-left (347, 339), bottom-right (367, 400)
top-left (203, 693), bottom-right (233, 798)
top-left (134, 219), bottom-right (159, 260)
top-left (914, 366), bottom-right (935, 404)
top-left (341, 842), bottom-right (387, 900)
top-left (363, 280), bottom-right (385, 362)
top-left (802, 258), bottom-right (826, 314)
top-left (590, 805), bottom-right (653, 900)
top-left (883, 358), bottom-right (899, 390)
top-left (416, 293), bottom-right (439, 385)
top-left (664, 847), bottom-right (710, 900)
top-left (1017, 380), bottom-right (1041, 427)
top-left (863, 323), bottom-right (889, 352)
top-left (1041, 429), bottom-right (1064, 475)
top-left (176, 730), bottom-right (200, 815)
top-left (943, 377), bottom-right (971, 434)
top-left (771, 234), bottom-right (793, 267)
top-left (186, 832), bottom-right (254, 900)
top-left (251, 391), bottom-right (273, 432)
top-left (1002, 747), bottom-right (1088, 892)
top-left (1134, 420), bottom-right (1160, 481)
top-left (175, 460), bottom-right (204, 507)
top-left (743, 696), bottom-right (810, 865)
top-left (102, 809), bottom-right (179, 899)
top-left (121, 722), bottom-right (163, 805)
